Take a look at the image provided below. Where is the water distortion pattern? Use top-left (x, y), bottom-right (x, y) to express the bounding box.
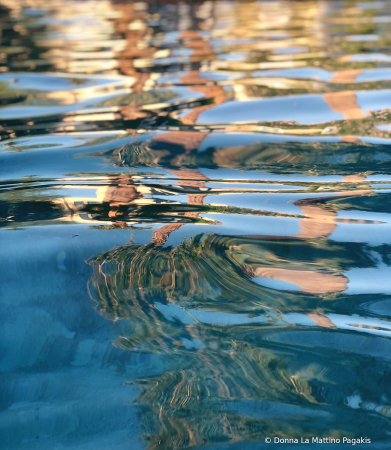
top-left (1, 1), bottom-right (391, 449)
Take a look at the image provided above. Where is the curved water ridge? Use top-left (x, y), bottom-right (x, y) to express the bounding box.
top-left (1, 1), bottom-right (391, 450)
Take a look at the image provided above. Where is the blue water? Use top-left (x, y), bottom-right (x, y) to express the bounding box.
top-left (1, 1), bottom-right (391, 449)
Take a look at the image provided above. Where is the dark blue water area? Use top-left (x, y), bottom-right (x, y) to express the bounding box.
top-left (0, 225), bottom-right (161, 449)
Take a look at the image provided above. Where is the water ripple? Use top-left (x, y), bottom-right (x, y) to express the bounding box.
top-left (1, 1), bottom-right (391, 449)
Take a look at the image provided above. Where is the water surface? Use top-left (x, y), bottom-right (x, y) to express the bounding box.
top-left (1, 1), bottom-right (391, 449)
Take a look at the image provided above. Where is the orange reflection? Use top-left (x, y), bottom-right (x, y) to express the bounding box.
top-left (254, 267), bottom-right (348, 295)
top-left (323, 91), bottom-right (366, 121)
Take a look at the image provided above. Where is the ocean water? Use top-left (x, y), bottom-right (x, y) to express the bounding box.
top-left (1, 1), bottom-right (391, 449)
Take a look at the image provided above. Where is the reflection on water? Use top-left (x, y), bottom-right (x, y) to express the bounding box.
top-left (2, 1), bottom-right (391, 449)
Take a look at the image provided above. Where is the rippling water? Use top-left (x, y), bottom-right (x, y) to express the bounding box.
top-left (2, 1), bottom-right (391, 449)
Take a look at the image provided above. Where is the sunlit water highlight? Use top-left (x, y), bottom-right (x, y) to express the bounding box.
top-left (1, 1), bottom-right (391, 449)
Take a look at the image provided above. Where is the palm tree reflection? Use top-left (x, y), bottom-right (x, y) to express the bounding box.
top-left (88, 209), bottom-right (387, 448)
top-left (89, 235), bottom-right (321, 449)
